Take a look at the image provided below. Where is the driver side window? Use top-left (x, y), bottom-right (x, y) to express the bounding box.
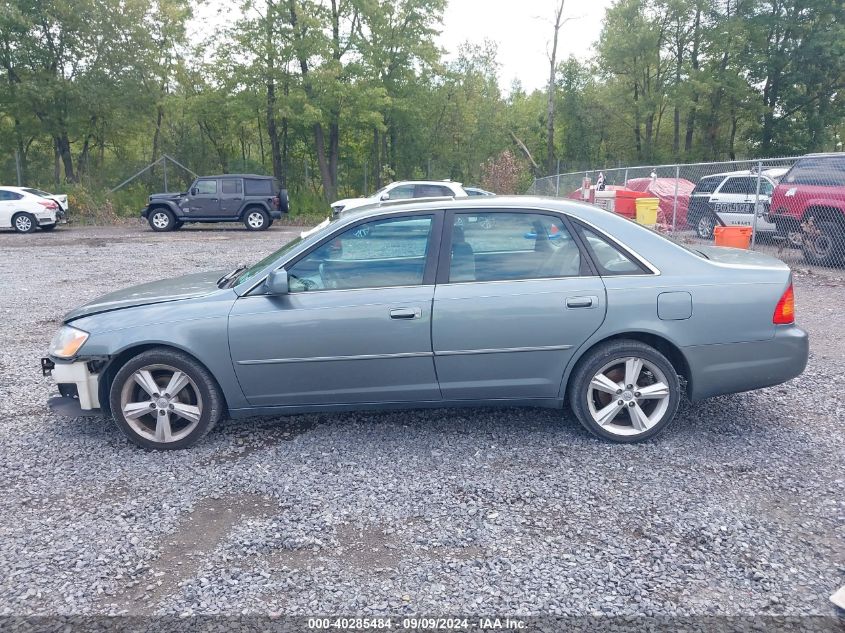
top-left (287, 215), bottom-right (434, 292)
top-left (195, 179), bottom-right (217, 195)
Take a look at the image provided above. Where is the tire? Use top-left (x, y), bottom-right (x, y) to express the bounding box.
top-left (12, 212), bottom-right (37, 233)
top-left (801, 220), bottom-right (844, 267)
top-left (243, 208), bottom-right (270, 231)
top-left (567, 339), bottom-right (681, 443)
top-left (39, 223), bottom-right (57, 231)
top-left (109, 348), bottom-right (225, 450)
top-left (148, 208), bottom-right (176, 232)
top-left (694, 213), bottom-right (715, 239)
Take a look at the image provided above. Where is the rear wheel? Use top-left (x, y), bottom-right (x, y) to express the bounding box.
top-left (148, 208), bottom-right (175, 232)
top-left (244, 208), bottom-right (270, 231)
top-left (12, 212), bottom-right (36, 233)
top-left (568, 340), bottom-right (681, 443)
top-left (802, 220), bottom-right (844, 267)
top-left (109, 349), bottom-right (224, 450)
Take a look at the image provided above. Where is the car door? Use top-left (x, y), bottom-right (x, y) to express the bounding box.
top-left (228, 213), bottom-right (442, 407)
top-left (219, 178), bottom-right (244, 216)
top-left (712, 176), bottom-right (755, 227)
top-left (0, 189), bottom-right (15, 227)
top-left (183, 178), bottom-right (221, 217)
top-left (431, 210), bottom-right (607, 401)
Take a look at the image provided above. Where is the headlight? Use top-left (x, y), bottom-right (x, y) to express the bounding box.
top-left (49, 325), bottom-right (89, 358)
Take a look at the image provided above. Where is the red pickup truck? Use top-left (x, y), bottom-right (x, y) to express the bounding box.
top-left (768, 153), bottom-right (845, 266)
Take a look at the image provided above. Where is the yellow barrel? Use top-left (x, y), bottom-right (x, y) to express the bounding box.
top-left (635, 197), bottom-right (660, 226)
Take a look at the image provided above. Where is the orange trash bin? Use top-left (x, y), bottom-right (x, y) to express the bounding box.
top-left (714, 226), bottom-right (752, 249)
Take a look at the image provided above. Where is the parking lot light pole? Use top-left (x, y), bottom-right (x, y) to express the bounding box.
top-left (751, 160), bottom-right (762, 249)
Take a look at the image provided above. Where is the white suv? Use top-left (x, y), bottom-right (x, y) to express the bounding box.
top-left (0, 186), bottom-right (59, 233)
top-left (331, 180), bottom-right (468, 215)
top-left (687, 170), bottom-right (782, 239)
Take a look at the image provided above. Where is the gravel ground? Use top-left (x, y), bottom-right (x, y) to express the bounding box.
top-left (0, 223), bottom-right (843, 621)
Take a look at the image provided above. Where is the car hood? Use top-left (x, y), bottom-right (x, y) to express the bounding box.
top-left (332, 197), bottom-right (372, 211)
top-left (64, 270), bottom-right (226, 322)
top-left (149, 192), bottom-right (185, 202)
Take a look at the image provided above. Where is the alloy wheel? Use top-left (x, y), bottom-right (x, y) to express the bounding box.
top-left (586, 356), bottom-right (671, 437)
top-left (119, 364), bottom-right (203, 444)
top-left (247, 212), bottom-right (265, 229)
top-left (696, 215), bottom-right (714, 239)
top-left (151, 212), bottom-right (170, 230)
top-left (15, 215), bottom-right (33, 232)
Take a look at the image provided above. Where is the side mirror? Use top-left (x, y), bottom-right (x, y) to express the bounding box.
top-left (190, 187), bottom-right (198, 196)
top-left (380, 192), bottom-right (390, 201)
top-left (264, 268), bottom-right (289, 295)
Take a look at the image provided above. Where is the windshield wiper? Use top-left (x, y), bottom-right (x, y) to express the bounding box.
top-left (217, 265), bottom-right (248, 288)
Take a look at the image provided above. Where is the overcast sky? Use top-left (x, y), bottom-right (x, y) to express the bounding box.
top-left (438, 0), bottom-right (613, 92)
top-left (190, 0), bottom-right (613, 93)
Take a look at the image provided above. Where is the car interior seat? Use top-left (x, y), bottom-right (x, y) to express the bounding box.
top-left (450, 225), bottom-right (476, 282)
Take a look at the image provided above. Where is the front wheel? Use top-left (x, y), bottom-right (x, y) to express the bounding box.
top-left (244, 208), bottom-right (270, 231)
top-left (12, 213), bottom-right (37, 233)
top-left (568, 340), bottom-right (681, 443)
top-left (148, 208), bottom-right (176, 232)
top-left (695, 213), bottom-right (715, 239)
top-left (109, 349), bottom-right (224, 450)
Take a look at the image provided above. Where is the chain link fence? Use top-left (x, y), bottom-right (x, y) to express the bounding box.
top-left (527, 155), bottom-right (845, 272)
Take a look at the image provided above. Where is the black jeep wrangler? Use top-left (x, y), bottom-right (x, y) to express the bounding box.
top-left (141, 174), bottom-right (289, 232)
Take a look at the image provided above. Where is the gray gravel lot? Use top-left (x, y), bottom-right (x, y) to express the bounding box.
top-left (0, 223), bottom-right (843, 619)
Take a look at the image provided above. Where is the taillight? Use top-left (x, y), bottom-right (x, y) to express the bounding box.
top-left (272, 196), bottom-right (280, 209)
top-left (38, 200), bottom-right (58, 210)
top-left (773, 284), bottom-right (795, 324)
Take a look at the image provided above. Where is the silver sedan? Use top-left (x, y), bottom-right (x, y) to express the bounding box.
top-left (43, 197), bottom-right (808, 449)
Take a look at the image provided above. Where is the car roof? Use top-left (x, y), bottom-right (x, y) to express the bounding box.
top-left (338, 195), bottom-right (622, 225)
top-left (386, 180), bottom-right (463, 187)
top-left (198, 174), bottom-right (275, 179)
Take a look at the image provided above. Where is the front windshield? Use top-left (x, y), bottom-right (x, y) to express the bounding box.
top-left (233, 217), bottom-right (336, 286)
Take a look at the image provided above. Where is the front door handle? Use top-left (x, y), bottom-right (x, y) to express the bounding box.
top-left (566, 296), bottom-right (595, 309)
top-left (389, 307), bottom-right (422, 320)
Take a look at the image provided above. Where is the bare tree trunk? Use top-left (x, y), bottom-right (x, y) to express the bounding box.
top-left (266, 0), bottom-right (284, 184)
top-left (55, 132), bottom-right (76, 183)
top-left (545, 0), bottom-right (565, 175)
top-left (373, 128), bottom-right (381, 189)
top-left (683, 7), bottom-right (701, 154)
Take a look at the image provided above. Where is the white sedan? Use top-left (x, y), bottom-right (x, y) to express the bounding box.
top-left (331, 180), bottom-right (468, 215)
top-left (0, 186), bottom-right (59, 233)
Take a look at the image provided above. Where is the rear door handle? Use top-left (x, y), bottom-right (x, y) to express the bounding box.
top-left (389, 307), bottom-right (422, 320)
top-left (566, 296), bottom-right (595, 309)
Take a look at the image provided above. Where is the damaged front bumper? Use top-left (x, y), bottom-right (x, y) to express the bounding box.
top-left (42, 357), bottom-right (102, 413)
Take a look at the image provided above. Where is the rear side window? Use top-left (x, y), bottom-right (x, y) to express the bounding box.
top-left (416, 184), bottom-right (452, 197)
top-left (244, 179), bottom-right (273, 195)
top-left (718, 177), bottom-right (755, 195)
top-left (785, 157), bottom-right (845, 187)
top-left (0, 190), bottom-right (23, 201)
top-left (578, 227), bottom-right (646, 275)
top-left (221, 178), bottom-right (243, 194)
top-left (448, 212), bottom-right (582, 282)
top-left (693, 177), bottom-right (721, 194)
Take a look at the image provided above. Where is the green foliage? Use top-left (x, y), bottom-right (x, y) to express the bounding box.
top-left (0, 0), bottom-right (843, 220)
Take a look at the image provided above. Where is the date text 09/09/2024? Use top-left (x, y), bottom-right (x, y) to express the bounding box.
top-left (307, 617), bottom-right (526, 630)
